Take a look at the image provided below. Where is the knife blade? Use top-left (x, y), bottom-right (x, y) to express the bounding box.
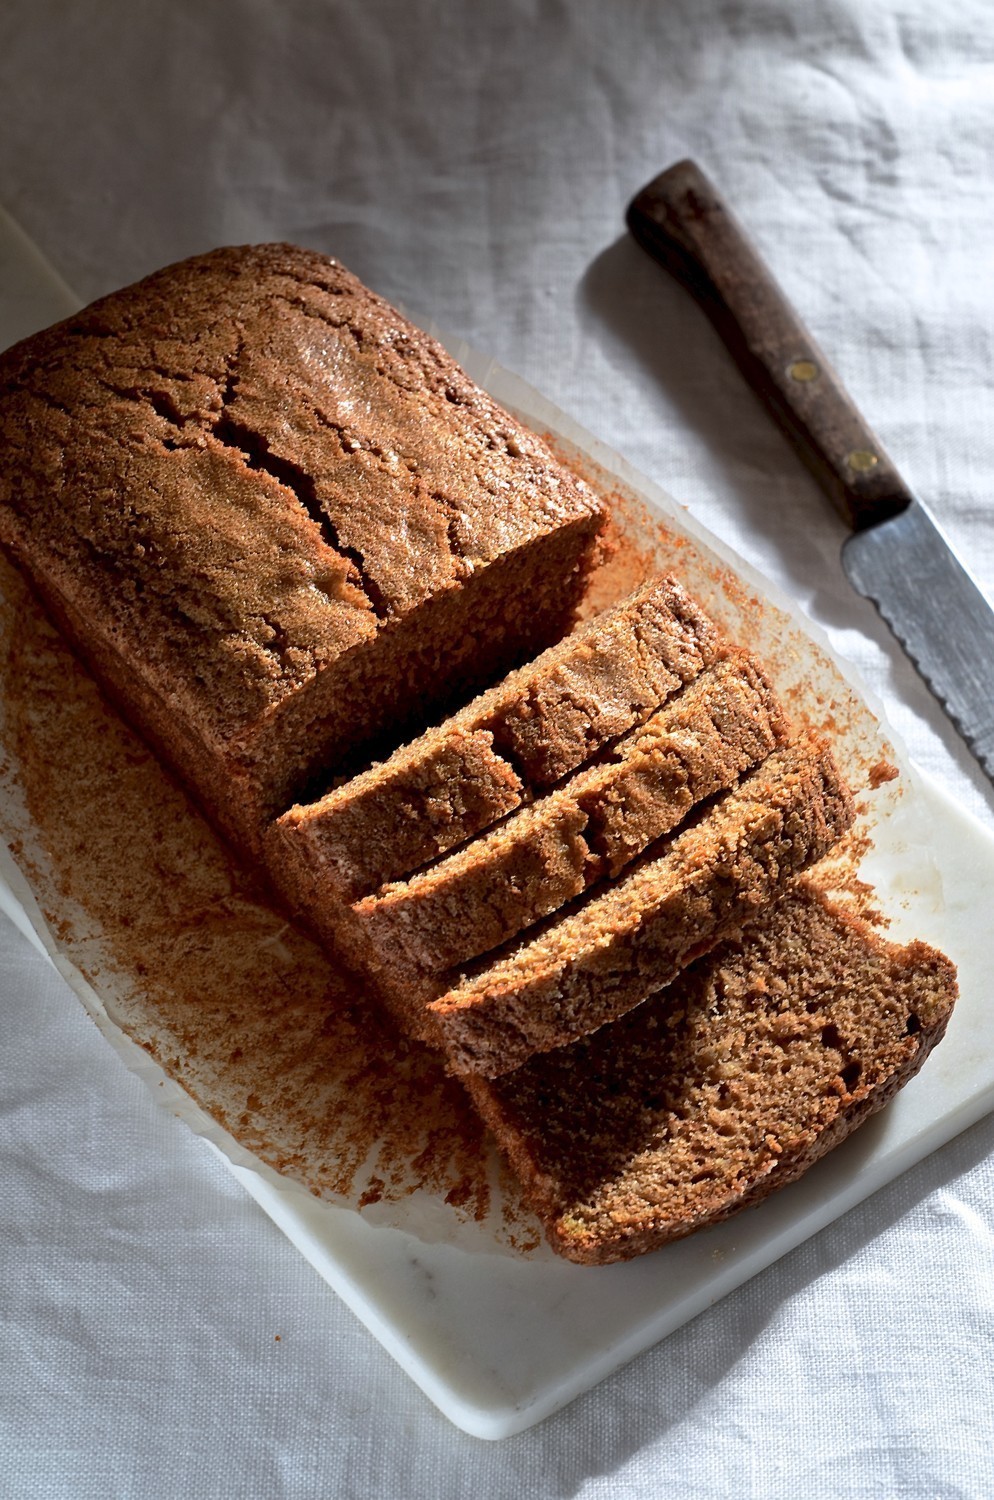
top-left (626, 159), bottom-right (994, 782)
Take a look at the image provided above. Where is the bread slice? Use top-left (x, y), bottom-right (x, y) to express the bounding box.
top-left (353, 650), bottom-right (790, 973)
top-left (426, 738), bottom-right (854, 1075)
top-left (269, 574), bottom-right (720, 905)
top-left (0, 245), bottom-right (606, 853)
top-left (465, 882), bottom-right (958, 1264)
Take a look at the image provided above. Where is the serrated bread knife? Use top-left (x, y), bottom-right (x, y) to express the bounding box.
top-left (627, 160), bottom-right (994, 783)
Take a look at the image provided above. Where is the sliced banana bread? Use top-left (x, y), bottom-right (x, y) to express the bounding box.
top-left (269, 573), bottom-right (721, 907)
top-left (425, 738), bottom-right (854, 1075)
top-left (354, 650), bottom-right (790, 973)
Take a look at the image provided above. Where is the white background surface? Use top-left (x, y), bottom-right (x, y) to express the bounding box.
top-left (1, 2), bottom-right (993, 1495)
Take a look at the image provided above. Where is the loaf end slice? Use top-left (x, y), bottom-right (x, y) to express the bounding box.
top-left (465, 882), bottom-right (958, 1264)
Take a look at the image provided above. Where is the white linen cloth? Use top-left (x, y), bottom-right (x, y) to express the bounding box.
top-left (1, 1), bottom-right (993, 1493)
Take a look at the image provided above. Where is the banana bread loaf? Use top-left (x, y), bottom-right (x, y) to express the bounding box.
top-left (0, 245), bottom-right (606, 854)
top-left (465, 881), bottom-right (957, 1264)
top-left (0, 249), bottom-right (955, 1270)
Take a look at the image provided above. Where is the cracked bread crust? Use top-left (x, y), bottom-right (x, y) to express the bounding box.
top-left (270, 574), bottom-right (721, 904)
top-left (0, 245), bottom-right (605, 850)
top-left (465, 882), bottom-right (958, 1264)
top-left (353, 650), bottom-right (791, 974)
top-left (428, 737), bottom-right (855, 1076)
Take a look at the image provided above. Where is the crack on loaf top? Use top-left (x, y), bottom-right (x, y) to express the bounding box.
top-left (217, 333), bottom-right (246, 413)
top-left (269, 287), bottom-right (586, 538)
top-left (211, 412), bottom-right (390, 623)
top-left (307, 404), bottom-right (470, 568)
top-left (426, 489), bottom-right (469, 564)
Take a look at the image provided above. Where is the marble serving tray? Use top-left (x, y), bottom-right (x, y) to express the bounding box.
top-left (2, 213), bottom-right (994, 1440)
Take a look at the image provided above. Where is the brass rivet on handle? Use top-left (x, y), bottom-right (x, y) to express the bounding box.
top-left (787, 359), bottom-right (819, 383)
top-left (846, 448), bottom-right (879, 473)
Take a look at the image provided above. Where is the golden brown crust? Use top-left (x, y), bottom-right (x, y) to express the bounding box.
top-left (465, 883), bottom-right (958, 1263)
top-left (0, 245), bottom-right (605, 850)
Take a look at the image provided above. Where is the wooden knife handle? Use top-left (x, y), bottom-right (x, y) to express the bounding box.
top-left (627, 160), bottom-right (913, 531)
